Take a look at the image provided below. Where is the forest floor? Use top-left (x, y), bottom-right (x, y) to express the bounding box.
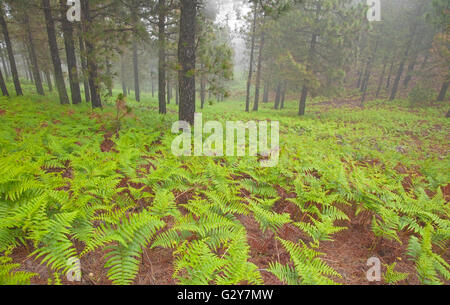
top-left (1, 86), bottom-right (449, 285)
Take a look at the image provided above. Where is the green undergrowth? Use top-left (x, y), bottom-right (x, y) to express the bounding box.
top-left (0, 90), bottom-right (449, 285)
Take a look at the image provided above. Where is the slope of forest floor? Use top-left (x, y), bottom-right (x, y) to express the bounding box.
top-left (1, 89), bottom-right (449, 285)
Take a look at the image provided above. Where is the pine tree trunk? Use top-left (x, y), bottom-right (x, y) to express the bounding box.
top-left (403, 54), bottom-right (418, 89)
top-left (59, 0), bottom-right (81, 104)
top-left (121, 54), bottom-right (127, 97)
top-left (24, 55), bottom-right (33, 83)
top-left (78, 32), bottom-right (90, 103)
top-left (178, 0), bottom-right (197, 124)
top-left (0, 7), bottom-right (22, 95)
top-left (274, 83), bottom-right (281, 110)
top-left (158, 0), bottom-right (166, 114)
top-left (245, 3), bottom-right (258, 112)
top-left (200, 70), bottom-right (206, 109)
top-left (437, 81), bottom-right (449, 102)
top-left (280, 82), bottom-right (286, 109)
top-left (175, 81), bottom-right (179, 105)
top-left (24, 13), bottom-right (44, 95)
top-left (299, 85), bottom-right (307, 116)
top-left (0, 48), bottom-right (10, 79)
top-left (376, 58), bottom-right (387, 98)
top-left (81, 0), bottom-right (101, 108)
top-left (262, 82), bottom-right (269, 103)
top-left (151, 71), bottom-right (154, 97)
top-left (386, 60), bottom-right (394, 89)
top-left (361, 41), bottom-right (379, 106)
top-left (44, 69), bottom-right (53, 92)
top-left (253, 29), bottom-right (265, 112)
top-left (42, 0), bottom-right (69, 104)
top-left (106, 57), bottom-right (112, 97)
top-left (0, 66), bottom-right (9, 96)
top-left (298, 4), bottom-right (320, 116)
top-left (167, 75), bottom-right (171, 104)
top-left (356, 70), bottom-right (362, 89)
top-left (131, 3), bottom-right (140, 102)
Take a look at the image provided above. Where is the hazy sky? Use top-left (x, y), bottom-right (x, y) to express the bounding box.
top-left (213, 0), bottom-right (251, 73)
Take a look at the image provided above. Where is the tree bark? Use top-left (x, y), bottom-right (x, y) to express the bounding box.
top-left (437, 81), bottom-right (448, 102)
top-left (24, 13), bottom-right (44, 95)
top-left (0, 7), bottom-right (22, 95)
top-left (167, 75), bottom-right (171, 104)
top-left (81, 0), bottom-right (101, 108)
top-left (200, 66), bottom-right (206, 109)
top-left (158, 0), bottom-right (166, 114)
top-left (44, 69), bottom-right (53, 92)
top-left (131, 2), bottom-right (140, 102)
top-left (262, 81), bottom-right (269, 103)
top-left (280, 81), bottom-right (286, 109)
top-left (253, 27), bottom-right (265, 112)
top-left (24, 54), bottom-right (33, 82)
top-left (403, 53), bottom-right (418, 89)
top-left (0, 48), bottom-right (10, 79)
top-left (106, 56), bottom-right (112, 97)
top-left (178, 0), bottom-right (197, 124)
top-left (245, 3), bottom-right (258, 112)
top-left (386, 60), bottom-right (394, 89)
top-left (361, 40), bottom-right (379, 106)
top-left (59, 0), bottom-right (81, 104)
top-left (299, 3), bottom-right (320, 116)
top-left (0, 65), bottom-right (9, 96)
top-left (78, 32), bottom-right (90, 102)
top-left (376, 57), bottom-right (387, 98)
top-left (298, 85), bottom-right (307, 116)
top-left (121, 54), bottom-right (127, 97)
top-left (42, 0), bottom-right (69, 104)
top-left (175, 81), bottom-right (179, 105)
top-left (274, 83), bottom-right (281, 110)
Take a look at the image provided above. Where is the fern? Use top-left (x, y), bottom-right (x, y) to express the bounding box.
top-left (268, 238), bottom-right (341, 285)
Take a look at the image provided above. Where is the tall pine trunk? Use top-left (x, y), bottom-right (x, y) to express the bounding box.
top-left (386, 60), bottom-right (394, 89)
top-left (44, 69), bottom-right (53, 92)
top-left (437, 81), bottom-right (448, 102)
top-left (167, 75), bottom-right (171, 104)
top-left (200, 65), bottom-right (206, 109)
top-left (274, 83), bottom-right (281, 110)
top-left (0, 7), bottom-right (22, 95)
top-left (78, 33), bottom-right (90, 102)
top-left (0, 65), bottom-right (8, 96)
top-left (299, 4), bottom-right (320, 116)
top-left (81, 0), bottom-right (101, 108)
top-left (376, 57), bottom-right (387, 98)
top-left (361, 41), bottom-right (379, 106)
top-left (131, 2), bottom-right (140, 102)
top-left (178, 0), bottom-right (196, 124)
top-left (262, 82), bottom-right (269, 103)
top-left (42, 0), bottom-right (69, 105)
top-left (403, 53), bottom-right (418, 89)
top-left (253, 28), bottom-right (265, 112)
top-left (0, 48), bottom-right (10, 79)
top-left (24, 13), bottom-right (44, 95)
top-left (245, 3), bottom-right (258, 112)
top-left (121, 54), bottom-right (127, 97)
top-left (280, 81), bottom-right (287, 109)
top-left (59, 0), bottom-right (81, 104)
top-left (158, 0), bottom-right (166, 114)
